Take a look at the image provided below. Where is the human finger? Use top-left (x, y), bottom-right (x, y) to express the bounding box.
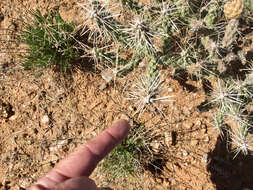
top-left (29, 120), bottom-right (130, 190)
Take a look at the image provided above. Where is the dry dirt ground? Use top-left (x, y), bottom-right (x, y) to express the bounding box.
top-left (0, 0), bottom-right (253, 190)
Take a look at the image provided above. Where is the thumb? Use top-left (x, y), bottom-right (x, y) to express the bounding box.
top-left (52, 176), bottom-right (97, 190)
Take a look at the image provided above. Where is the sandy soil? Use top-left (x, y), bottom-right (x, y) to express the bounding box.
top-left (0, 0), bottom-right (253, 190)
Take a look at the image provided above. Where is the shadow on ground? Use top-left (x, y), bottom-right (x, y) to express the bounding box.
top-left (207, 133), bottom-right (253, 190)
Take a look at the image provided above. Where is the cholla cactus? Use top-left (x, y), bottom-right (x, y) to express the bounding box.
top-left (77, 0), bottom-right (121, 44)
top-left (204, 3), bottom-right (218, 29)
top-left (212, 109), bottom-right (226, 137)
top-left (210, 77), bottom-right (253, 157)
top-left (201, 36), bottom-right (218, 57)
top-left (224, 0), bottom-right (244, 19)
top-left (210, 79), bottom-right (244, 112)
top-left (120, 0), bottom-right (142, 13)
top-left (151, 1), bottom-right (179, 34)
top-left (122, 15), bottom-right (157, 55)
top-left (245, 0), bottom-right (253, 12)
top-left (128, 56), bottom-right (173, 116)
top-left (221, 19), bottom-right (239, 48)
top-left (230, 121), bottom-right (253, 157)
top-left (128, 72), bottom-right (173, 116)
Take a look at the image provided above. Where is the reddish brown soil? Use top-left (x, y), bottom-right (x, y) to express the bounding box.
top-left (0, 1), bottom-right (253, 190)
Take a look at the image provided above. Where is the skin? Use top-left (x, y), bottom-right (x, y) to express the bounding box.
top-left (28, 120), bottom-right (130, 190)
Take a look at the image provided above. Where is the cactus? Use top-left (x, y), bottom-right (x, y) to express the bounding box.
top-left (224, 0), bottom-right (244, 19)
top-left (201, 36), bottom-right (217, 57)
top-left (245, 0), bottom-right (253, 12)
top-left (204, 3), bottom-right (218, 29)
top-left (221, 19), bottom-right (239, 48)
top-left (77, 0), bottom-right (122, 44)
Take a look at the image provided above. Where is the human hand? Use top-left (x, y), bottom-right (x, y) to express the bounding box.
top-left (28, 120), bottom-right (130, 190)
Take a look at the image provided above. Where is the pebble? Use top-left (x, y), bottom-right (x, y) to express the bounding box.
top-left (20, 179), bottom-right (30, 189)
top-left (9, 114), bottom-right (17, 121)
top-left (99, 83), bottom-right (107, 91)
top-left (182, 150), bottom-right (189, 157)
top-left (155, 178), bottom-right (162, 183)
top-left (164, 132), bottom-right (172, 147)
top-left (183, 121), bottom-right (193, 129)
top-left (165, 161), bottom-right (173, 171)
top-left (150, 141), bottom-right (160, 152)
top-left (203, 135), bottom-right (210, 142)
top-left (128, 105), bottom-right (135, 111)
top-left (191, 139), bottom-right (198, 146)
top-left (57, 139), bottom-right (69, 149)
top-left (101, 69), bottom-right (113, 82)
top-left (41, 115), bottom-right (49, 124)
top-left (195, 119), bottom-right (201, 127)
top-left (202, 153), bottom-right (208, 163)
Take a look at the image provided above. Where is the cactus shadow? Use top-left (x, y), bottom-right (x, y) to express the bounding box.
top-left (207, 132), bottom-right (253, 190)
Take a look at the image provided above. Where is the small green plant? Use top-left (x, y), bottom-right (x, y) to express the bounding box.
top-left (100, 125), bottom-right (152, 185)
top-left (19, 10), bottom-right (77, 72)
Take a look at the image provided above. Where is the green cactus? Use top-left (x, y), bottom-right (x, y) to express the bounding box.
top-left (204, 3), bottom-right (218, 29)
top-left (245, 0), bottom-right (253, 12)
top-left (222, 19), bottom-right (239, 48)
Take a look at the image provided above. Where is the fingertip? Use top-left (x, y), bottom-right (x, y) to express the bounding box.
top-left (107, 119), bottom-right (130, 140)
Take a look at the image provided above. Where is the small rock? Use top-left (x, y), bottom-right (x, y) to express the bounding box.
top-left (183, 121), bottom-right (193, 129)
top-left (9, 114), bottom-right (17, 121)
top-left (165, 161), bottom-right (173, 171)
top-left (203, 135), bottom-right (210, 142)
top-left (155, 178), bottom-right (162, 183)
top-left (168, 87), bottom-right (173, 92)
top-left (99, 83), bottom-right (107, 91)
top-left (128, 105), bottom-right (135, 111)
top-left (57, 139), bottom-right (69, 149)
top-left (164, 132), bottom-right (172, 147)
top-left (191, 139), bottom-right (198, 146)
top-left (150, 141), bottom-right (160, 152)
top-left (182, 150), bottom-right (189, 157)
top-left (195, 119), bottom-right (201, 127)
top-left (41, 115), bottom-right (49, 124)
top-left (101, 69), bottom-right (113, 82)
top-left (192, 157), bottom-right (196, 164)
top-left (202, 153), bottom-right (208, 163)
top-left (20, 179), bottom-right (30, 189)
